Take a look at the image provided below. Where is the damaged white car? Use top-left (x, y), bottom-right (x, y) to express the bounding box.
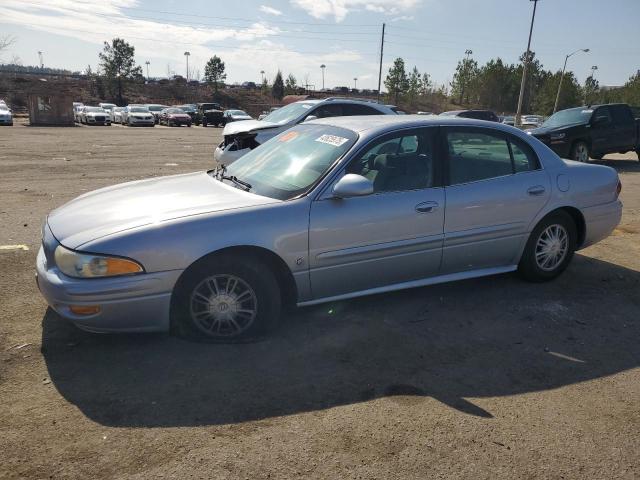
top-left (214, 98), bottom-right (397, 165)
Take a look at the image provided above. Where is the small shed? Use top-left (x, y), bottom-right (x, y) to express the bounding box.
top-left (28, 83), bottom-right (74, 126)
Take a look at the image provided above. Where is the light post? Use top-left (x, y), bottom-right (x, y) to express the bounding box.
top-left (260, 70), bottom-right (265, 83)
top-left (184, 51), bottom-right (190, 82)
top-left (515, 0), bottom-right (540, 127)
top-left (320, 64), bottom-right (326, 91)
top-left (553, 48), bottom-right (589, 113)
top-left (353, 77), bottom-right (357, 90)
top-left (460, 49), bottom-right (472, 104)
top-left (145, 60), bottom-right (150, 81)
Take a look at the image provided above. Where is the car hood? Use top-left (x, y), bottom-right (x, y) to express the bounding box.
top-left (86, 112), bottom-right (106, 116)
top-left (222, 119), bottom-right (280, 136)
top-left (47, 172), bottom-right (278, 249)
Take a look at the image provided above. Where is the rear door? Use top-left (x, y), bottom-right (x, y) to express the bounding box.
top-left (441, 127), bottom-right (551, 273)
top-left (308, 127), bottom-right (445, 299)
top-left (590, 106), bottom-right (616, 155)
top-left (610, 104), bottom-right (637, 151)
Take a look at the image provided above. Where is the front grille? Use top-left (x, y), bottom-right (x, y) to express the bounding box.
top-left (95, 116), bottom-right (105, 121)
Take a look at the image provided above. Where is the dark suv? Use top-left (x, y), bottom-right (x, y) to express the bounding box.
top-left (195, 103), bottom-right (224, 127)
top-left (439, 109), bottom-right (500, 122)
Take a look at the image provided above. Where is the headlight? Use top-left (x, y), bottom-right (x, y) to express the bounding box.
top-left (54, 245), bottom-right (144, 278)
top-left (550, 133), bottom-right (566, 140)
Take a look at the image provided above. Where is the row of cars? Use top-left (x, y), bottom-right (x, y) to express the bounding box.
top-left (0, 99), bottom-right (13, 126)
top-left (72, 102), bottom-right (254, 128)
top-left (37, 95), bottom-right (627, 341)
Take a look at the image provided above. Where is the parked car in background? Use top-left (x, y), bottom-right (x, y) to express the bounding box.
top-left (99, 103), bottom-right (117, 115)
top-left (176, 104), bottom-right (197, 122)
top-left (195, 103), bottom-right (224, 127)
top-left (145, 104), bottom-right (170, 124)
top-left (159, 107), bottom-right (192, 127)
top-left (121, 106), bottom-right (155, 127)
top-left (523, 115), bottom-right (544, 127)
top-left (222, 109), bottom-right (252, 124)
top-left (0, 105), bottom-right (13, 126)
top-left (110, 107), bottom-right (125, 124)
top-left (529, 103), bottom-right (640, 162)
top-left (36, 116), bottom-right (622, 341)
top-left (78, 106), bottom-right (111, 125)
top-left (72, 101), bottom-right (83, 109)
top-left (416, 111), bottom-right (435, 116)
top-left (73, 105), bottom-right (85, 123)
top-left (215, 98), bottom-right (397, 165)
top-left (440, 110), bottom-right (500, 122)
top-left (502, 116), bottom-right (515, 126)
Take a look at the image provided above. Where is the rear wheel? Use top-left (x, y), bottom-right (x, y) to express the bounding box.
top-left (518, 211), bottom-right (577, 282)
top-left (171, 254), bottom-right (281, 342)
top-left (636, 149), bottom-right (640, 161)
top-left (591, 153), bottom-right (604, 160)
top-left (570, 141), bottom-right (590, 162)
top-left (203, 120), bottom-right (208, 127)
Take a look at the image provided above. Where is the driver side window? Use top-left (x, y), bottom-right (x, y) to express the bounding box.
top-left (347, 129), bottom-right (436, 193)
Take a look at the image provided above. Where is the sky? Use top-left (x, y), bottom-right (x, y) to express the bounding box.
top-left (1, 0), bottom-right (639, 91)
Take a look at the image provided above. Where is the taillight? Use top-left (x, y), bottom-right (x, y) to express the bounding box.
top-left (616, 179), bottom-right (622, 198)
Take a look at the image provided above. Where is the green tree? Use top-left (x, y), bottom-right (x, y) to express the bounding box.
top-left (204, 55), bottom-right (226, 92)
top-left (451, 56), bottom-right (479, 105)
top-left (420, 72), bottom-right (432, 96)
top-left (384, 57), bottom-right (409, 104)
top-left (285, 73), bottom-right (297, 94)
top-left (98, 38), bottom-right (142, 104)
top-left (583, 75), bottom-right (600, 105)
top-left (407, 66), bottom-right (421, 104)
top-left (272, 70), bottom-right (285, 100)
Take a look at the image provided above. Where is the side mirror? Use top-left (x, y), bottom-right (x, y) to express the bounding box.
top-left (332, 174), bottom-right (374, 199)
top-left (304, 115), bottom-right (318, 123)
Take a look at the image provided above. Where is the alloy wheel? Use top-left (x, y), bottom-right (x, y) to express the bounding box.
top-left (535, 224), bottom-right (569, 271)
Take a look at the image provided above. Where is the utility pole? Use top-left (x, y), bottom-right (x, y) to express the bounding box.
top-left (184, 51), bottom-right (190, 82)
top-left (37, 51), bottom-right (44, 69)
top-left (353, 77), bottom-right (357, 90)
top-left (553, 48), bottom-right (589, 114)
top-left (377, 23), bottom-right (385, 103)
top-left (145, 61), bottom-right (150, 81)
top-left (260, 70), bottom-right (265, 83)
top-left (460, 49), bottom-right (473, 104)
top-left (320, 64), bottom-right (326, 90)
top-left (515, 0), bottom-right (539, 127)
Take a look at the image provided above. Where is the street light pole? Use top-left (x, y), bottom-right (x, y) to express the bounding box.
top-left (260, 70), bottom-right (265, 83)
top-left (184, 51), bottom-right (190, 82)
top-left (515, 0), bottom-right (540, 127)
top-left (145, 61), bottom-right (150, 81)
top-left (353, 77), bottom-right (357, 90)
top-left (553, 48), bottom-right (589, 114)
top-left (320, 64), bottom-right (326, 90)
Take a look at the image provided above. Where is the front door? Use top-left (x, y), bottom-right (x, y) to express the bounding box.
top-left (308, 127), bottom-right (445, 300)
top-left (441, 127), bottom-right (551, 273)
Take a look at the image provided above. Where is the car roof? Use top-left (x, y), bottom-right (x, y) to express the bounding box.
top-left (308, 115), bottom-right (529, 138)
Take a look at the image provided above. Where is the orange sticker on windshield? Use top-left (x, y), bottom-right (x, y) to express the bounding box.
top-left (279, 131), bottom-right (299, 142)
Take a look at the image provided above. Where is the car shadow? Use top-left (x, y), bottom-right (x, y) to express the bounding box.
top-left (41, 254), bottom-right (640, 427)
top-left (592, 158), bottom-right (640, 173)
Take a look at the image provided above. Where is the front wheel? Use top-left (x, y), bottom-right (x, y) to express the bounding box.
top-left (570, 141), bottom-right (590, 162)
top-left (171, 255), bottom-right (281, 342)
top-left (518, 211), bottom-right (577, 282)
top-left (202, 120), bottom-right (208, 127)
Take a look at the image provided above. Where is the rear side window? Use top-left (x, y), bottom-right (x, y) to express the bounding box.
top-left (593, 107), bottom-right (612, 125)
top-left (610, 105), bottom-right (633, 124)
top-left (313, 104), bottom-right (343, 118)
top-left (342, 104), bottom-right (382, 116)
top-left (446, 128), bottom-right (539, 185)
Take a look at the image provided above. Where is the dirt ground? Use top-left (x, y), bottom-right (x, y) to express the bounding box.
top-left (1, 120), bottom-right (639, 479)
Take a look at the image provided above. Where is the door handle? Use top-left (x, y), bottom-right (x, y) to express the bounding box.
top-left (527, 186), bottom-right (546, 196)
top-left (415, 201), bottom-right (439, 213)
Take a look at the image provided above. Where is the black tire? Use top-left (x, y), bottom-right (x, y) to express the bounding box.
top-left (636, 149), bottom-right (640, 161)
top-left (591, 153), bottom-right (604, 160)
top-left (170, 254), bottom-right (281, 342)
top-left (202, 120), bottom-right (208, 127)
top-left (518, 211), bottom-right (577, 282)
top-left (214, 123), bottom-right (220, 127)
top-left (570, 141), bottom-right (590, 162)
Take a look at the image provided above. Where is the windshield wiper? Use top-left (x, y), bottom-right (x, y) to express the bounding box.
top-left (209, 164), bottom-right (252, 191)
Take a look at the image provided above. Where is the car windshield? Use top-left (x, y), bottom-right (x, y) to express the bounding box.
top-left (229, 110), bottom-right (248, 116)
top-left (165, 108), bottom-right (184, 114)
top-left (147, 105), bottom-right (166, 111)
top-left (542, 108), bottom-right (592, 128)
top-left (262, 102), bottom-right (315, 125)
top-left (224, 124), bottom-right (357, 200)
top-left (130, 107), bottom-right (149, 112)
top-left (178, 106), bottom-right (195, 112)
top-left (85, 107), bottom-right (104, 112)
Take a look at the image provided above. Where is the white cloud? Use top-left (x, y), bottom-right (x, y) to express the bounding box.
top-left (260, 5), bottom-right (284, 16)
top-left (290, 0), bottom-right (421, 22)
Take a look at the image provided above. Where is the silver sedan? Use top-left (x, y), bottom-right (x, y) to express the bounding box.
top-left (37, 116), bottom-right (622, 341)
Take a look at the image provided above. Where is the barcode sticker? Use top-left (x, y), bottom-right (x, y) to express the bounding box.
top-left (315, 134), bottom-right (349, 147)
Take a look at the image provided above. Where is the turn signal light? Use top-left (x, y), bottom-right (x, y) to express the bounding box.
top-left (69, 305), bottom-right (101, 316)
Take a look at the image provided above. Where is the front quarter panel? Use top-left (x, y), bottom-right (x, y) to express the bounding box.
top-left (78, 198), bottom-right (313, 300)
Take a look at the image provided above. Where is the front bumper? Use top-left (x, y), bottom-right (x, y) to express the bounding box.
top-left (86, 117), bottom-right (111, 125)
top-left (129, 117), bottom-right (155, 126)
top-left (36, 245), bottom-right (182, 333)
top-left (167, 117), bottom-right (192, 126)
top-left (214, 144), bottom-right (250, 165)
top-left (0, 117), bottom-right (12, 125)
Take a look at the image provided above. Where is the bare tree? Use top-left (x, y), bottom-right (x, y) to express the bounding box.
top-left (0, 35), bottom-right (16, 61)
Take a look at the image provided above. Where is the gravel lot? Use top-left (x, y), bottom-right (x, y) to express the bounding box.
top-left (1, 121), bottom-right (639, 479)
